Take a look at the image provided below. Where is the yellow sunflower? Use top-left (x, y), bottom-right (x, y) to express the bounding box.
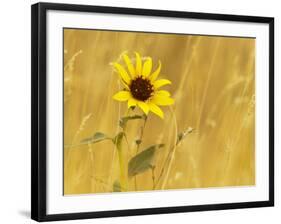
top-left (112, 52), bottom-right (174, 118)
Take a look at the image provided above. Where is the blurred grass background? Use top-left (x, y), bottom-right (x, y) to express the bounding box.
top-left (63, 28), bottom-right (255, 195)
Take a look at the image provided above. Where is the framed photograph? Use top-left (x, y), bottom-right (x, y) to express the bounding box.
top-left (31, 2), bottom-right (274, 222)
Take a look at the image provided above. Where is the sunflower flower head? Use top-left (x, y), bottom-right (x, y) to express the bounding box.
top-left (112, 52), bottom-right (174, 119)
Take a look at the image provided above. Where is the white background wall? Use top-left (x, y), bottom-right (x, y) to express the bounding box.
top-left (0, 0), bottom-right (279, 223)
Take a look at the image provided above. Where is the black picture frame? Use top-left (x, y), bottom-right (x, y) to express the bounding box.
top-left (31, 2), bottom-right (274, 222)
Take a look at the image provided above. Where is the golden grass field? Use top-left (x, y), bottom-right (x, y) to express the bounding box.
top-left (63, 28), bottom-right (255, 195)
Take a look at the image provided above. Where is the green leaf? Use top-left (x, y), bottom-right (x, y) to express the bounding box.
top-left (113, 180), bottom-right (121, 192)
top-left (80, 132), bottom-right (111, 144)
top-left (119, 115), bottom-right (144, 128)
top-left (113, 132), bottom-right (125, 150)
top-left (177, 127), bottom-right (195, 144)
top-left (128, 144), bottom-right (164, 178)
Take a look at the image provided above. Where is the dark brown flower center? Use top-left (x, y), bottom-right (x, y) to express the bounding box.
top-left (130, 76), bottom-right (154, 101)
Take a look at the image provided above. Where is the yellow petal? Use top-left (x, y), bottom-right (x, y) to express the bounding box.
top-left (153, 79), bottom-right (172, 89)
top-left (148, 102), bottom-right (164, 119)
top-left (128, 98), bottom-right (137, 108)
top-left (121, 80), bottom-right (130, 90)
top-left (149, 60), bottom-right (161, 82)
top-left (137, 101), bottom-right (150, 114)
top-left (135, 52), bottom-right (142, 75)
top-left (123, 53), bottom-right (136, 78)
top-left (155, 90), bottom-right (171, 97)
top-left (152, 95), bottom-right (174, 106)
top-left (113, 91), bottom-right (131, 101)
top-left (113, 62), bottom-right (131, 84)
top-left (142, 57), bottom-right (152, 77)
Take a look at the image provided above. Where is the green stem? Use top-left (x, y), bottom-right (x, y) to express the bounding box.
top-left (134, 115), bottom-right (147, 190)
top-left (136, 116), bottom-right (147, 153)
top-left (117, 109), bottom-right (130, 191)
top-left (117, 145), bottom-right (128, 191)
top-left (151, 166), bottom-right (156, 189)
